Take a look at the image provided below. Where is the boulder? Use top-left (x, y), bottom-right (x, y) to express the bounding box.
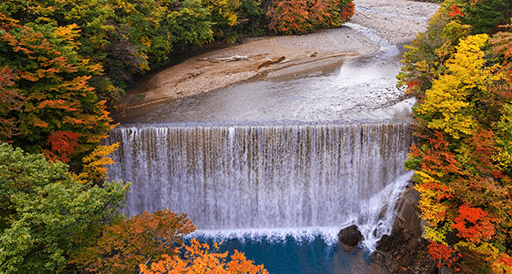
top-left (338, 225), bottom-right (363, 247)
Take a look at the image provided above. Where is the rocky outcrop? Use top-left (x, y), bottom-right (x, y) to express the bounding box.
top-left (371, 181), bottom-right (440, 274)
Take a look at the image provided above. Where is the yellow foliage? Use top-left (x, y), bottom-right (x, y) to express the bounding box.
top-left (493, 147), bottom-right (512, 170)
top-left (74, 143), bottom-right (119, 184)
top-left (227, 12), bottom-right (238, 26)
top-left (456, 242), bottom-right (512, 273)
top-left (415, 34), bottom-right (501, 139)
top-left (54, 24), bottom-right (82, 49)
top-left (424, 223), bottom-right (452, 244)
top-left (415, 180), bottom-right (449, 227)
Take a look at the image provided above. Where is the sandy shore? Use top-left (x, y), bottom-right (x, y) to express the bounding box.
top-left (118, 0), bottom-right (438, 112)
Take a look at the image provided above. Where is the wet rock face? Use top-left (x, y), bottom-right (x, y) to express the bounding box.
top-left (372, 223), bottom-right (437, 274)
top-left (371, 182), bottom-right (441, 274)
top-left (338, 225), bottom-right (364, 247)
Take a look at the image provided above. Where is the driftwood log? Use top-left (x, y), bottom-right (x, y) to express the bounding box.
top-left (199, 54), bottom-right (249, 63)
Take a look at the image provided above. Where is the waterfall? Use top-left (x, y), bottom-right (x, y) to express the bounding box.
top-left (106, 122), bottom-right (412, 233)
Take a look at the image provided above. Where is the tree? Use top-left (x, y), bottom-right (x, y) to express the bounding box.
top-left (405, 32), bottom-right (512, 273)
top-left (267, 0), bottom-right (354, 35)
top-left (0, 143), bottom-right (128, 274)
top-left (140, 239), bottom-right (269, 274)
top-left (397, 1), bottom-right (472, 97)
top-left (414, 34), bottom-right (500, 139)
top-left (69, 209), bottom-right (196, 273)
top-left (491, 20), bottom-right (512, 70)
top-left (202, 0), bottom-right (240, 41)
top-left (0, 66), bottom-right (22, 142)
top-left (460, 0), bottom-right (512, 34)
top-left (168, 0), bottom-right (214, 48)
top-left (0, 12), bottom-right (115, 165)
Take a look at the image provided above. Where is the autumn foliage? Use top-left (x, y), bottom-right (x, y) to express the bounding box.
top-left (140, 239), bottom-right (268, 274)
top-left (0, 66), bottom-right (22, 142)
top-left (0, 12), bottom-right (115, 166)
top-left (402, 0), bottom-right (512, 272)
top-left (70, 209), bottom-right (195, 273)
top-left (70, 209), bottom-right (267, 274)
top-left (267, 0), bottom-right (354, 34)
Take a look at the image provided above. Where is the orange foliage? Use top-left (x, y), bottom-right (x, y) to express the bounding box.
top-left (69, 209), bottom-right (196, 273)
top-left (0, 11), bottom-right (113, 164)
top-left (267, 0), bottom-right (353, 35)
top-left (140, 238), bottom-right (268, 274)
top-left (448, 4), bottom-right (464, 18)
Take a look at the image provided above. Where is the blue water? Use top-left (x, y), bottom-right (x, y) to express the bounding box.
top-left (186, 228), bottom-right (382, 274)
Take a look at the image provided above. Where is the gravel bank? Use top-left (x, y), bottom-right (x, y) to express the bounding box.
top-left (117, 0), bottom-right (439, 116)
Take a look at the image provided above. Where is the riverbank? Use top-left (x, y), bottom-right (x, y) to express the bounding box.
top-left (116, 0), bottom-right (438, 115)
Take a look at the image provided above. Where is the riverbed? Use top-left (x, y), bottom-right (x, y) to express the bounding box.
top-left (114, 0), bottom-right (439, 122)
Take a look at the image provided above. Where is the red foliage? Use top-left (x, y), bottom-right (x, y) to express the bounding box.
top-left (500, 256), bottom-right (512, 267)
top-left (268, 0), bottom-right (354, 34)
top-left (428, 242), bottom-right (461, 269)
top-left (418, 131), bottom-right (464, 176)
top-left (44, 131), bottom-right (82, 162)
top-left (448, 4), bottom-right (464, 18)
top-left (341, 2), bottom-right (355, 20)
top-left (452, 205), bottom-right (495, 244)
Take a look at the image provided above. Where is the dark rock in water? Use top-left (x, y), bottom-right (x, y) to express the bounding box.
top-left (338, 225), bottom-right (363, 248)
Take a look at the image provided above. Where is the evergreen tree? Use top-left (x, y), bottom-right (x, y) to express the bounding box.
top-left (462, 0), bottom-right (512, 34)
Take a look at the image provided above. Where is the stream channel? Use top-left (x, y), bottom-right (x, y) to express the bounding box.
top-left (107, 14), bottom-right (420, 274)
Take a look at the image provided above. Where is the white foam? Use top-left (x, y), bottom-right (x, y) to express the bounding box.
top-left (186, 226), bottom-right (342, 246)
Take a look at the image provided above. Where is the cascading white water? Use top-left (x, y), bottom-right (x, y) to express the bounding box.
top-left (106, 122), bottom-right (412, 235)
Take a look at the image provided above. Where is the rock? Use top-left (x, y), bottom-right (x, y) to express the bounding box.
top-left (257, 56), bottom-right (286, 69)
top-left (338, 225), bottom-right (364, 247)
top-left (372, 181), bottom-right (439, 273)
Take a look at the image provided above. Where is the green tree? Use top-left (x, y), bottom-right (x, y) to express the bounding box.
top-left (202, 0), bottom-right (240, 41)
top-left (167, 0), bottom-right (214, 48)
top-left (461, 0), bottom-right (512, 34)
top-left (0, 143), bottom-right (129, 273)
